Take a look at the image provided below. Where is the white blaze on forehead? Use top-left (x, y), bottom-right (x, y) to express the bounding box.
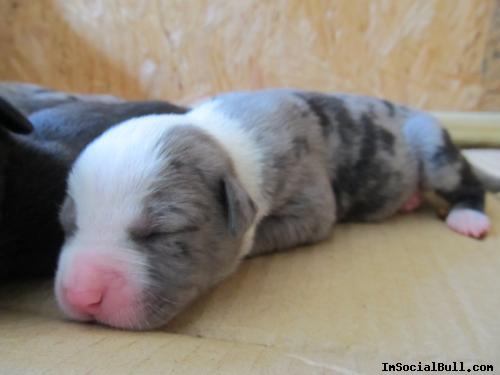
top-left (68, 114), bottom-right (186, 242)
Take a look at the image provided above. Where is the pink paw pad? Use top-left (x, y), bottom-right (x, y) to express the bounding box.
top-left (445, 208), bottom-right (491, 239)
top-left (400, 191), bottom-right (424, 213)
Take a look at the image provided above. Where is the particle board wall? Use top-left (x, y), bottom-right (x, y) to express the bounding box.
top-left (0, 0), bottom-right (499, 111)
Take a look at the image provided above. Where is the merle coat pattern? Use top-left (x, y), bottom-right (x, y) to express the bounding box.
top-left (55, 89), bottom-right (494, 330)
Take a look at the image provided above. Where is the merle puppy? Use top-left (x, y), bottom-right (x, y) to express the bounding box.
top-left (55, 89), bottom-right (497, 330)
top-left (0, 83), bottom-right (186, 279)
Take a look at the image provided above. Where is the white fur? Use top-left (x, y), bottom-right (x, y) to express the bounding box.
top-left (57, 114), bottom-right (187, 300)
top-left (446, 208), bottom-right (491, 238)
top-left (63, 104), bottom-right (268, 269)
top-left (67, 114), bottom-right (187, 244)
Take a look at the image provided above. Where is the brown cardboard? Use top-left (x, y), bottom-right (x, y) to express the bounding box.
top-left (1, 196), bottom-right (499, 374)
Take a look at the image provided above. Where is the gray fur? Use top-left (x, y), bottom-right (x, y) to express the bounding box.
top-left (58, 88), bottom-right (492, 329)
top-left (59, 126), bottom-right (257, 328)
top-left (214, 90), bottom-right (484, 254)
top-left (135, 127), bottom-right (256, 327)
top-left (0, 82), bottom-right (121, 116)
top-left (210, 90), bottom-right (420, 224)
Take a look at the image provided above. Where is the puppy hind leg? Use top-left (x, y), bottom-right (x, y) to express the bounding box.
top-left (399, 191), bottom-right (424, 214)
top-left (403, 115), bottom-right (490, 238)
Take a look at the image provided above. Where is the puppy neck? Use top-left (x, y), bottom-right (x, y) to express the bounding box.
top-left (188, 102), bottom-right (269, 217)
top-left (187, 101), bottom-right (269, 256)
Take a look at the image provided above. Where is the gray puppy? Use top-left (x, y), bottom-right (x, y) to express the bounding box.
top-left (55, 89), bottom-right (496, 330)
top-left (0, 82), bottom-right (186, 279)
top-left (0, 82), bottom-right (122, 116)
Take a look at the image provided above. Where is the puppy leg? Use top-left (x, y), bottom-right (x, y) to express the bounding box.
top-left (404, 115), bottom-right (489, 238)
top-left (249, 170), bottom-right (336, 256)
top-left (399, 191), bottom-right (424, 213)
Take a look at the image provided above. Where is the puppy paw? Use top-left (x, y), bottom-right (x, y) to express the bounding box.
top-left (445, 208), bottom-right (491, 239)
top-left (399, 191), bottom-right (423, 213)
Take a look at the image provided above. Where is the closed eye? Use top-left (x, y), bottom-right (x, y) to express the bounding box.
top-left (129, 225), bottom-right (200, 241)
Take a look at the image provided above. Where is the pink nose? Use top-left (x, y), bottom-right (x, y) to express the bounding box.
top-left (64, 287), bottom-right (105, 316)
top-left (60, 258), bottom-right (132, 320)
top-left (56, 250), bottom-right (144, 328)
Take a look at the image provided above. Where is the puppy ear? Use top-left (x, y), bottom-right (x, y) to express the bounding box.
top-left (221, 173), bottom-right (256, 236)
top-left (0, 97), bottom-right (34, 134)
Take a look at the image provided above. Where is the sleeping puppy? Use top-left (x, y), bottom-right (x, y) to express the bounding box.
top-left (55, 89), bottom-right (498, 330)
top-left (0, 83), bottom-right (187, 279)
top-left (0, 81), bottom-right (122, 116)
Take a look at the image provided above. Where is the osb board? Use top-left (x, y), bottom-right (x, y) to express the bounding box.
top-left (1, 196), bottom-right (500, 374)
top-left (0, 0), bottom-right (499, 111)
top-left (480, 1), bottom-right (500, 110)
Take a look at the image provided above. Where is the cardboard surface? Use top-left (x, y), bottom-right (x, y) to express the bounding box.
top-left (1, 197), bottom-right (499, 374)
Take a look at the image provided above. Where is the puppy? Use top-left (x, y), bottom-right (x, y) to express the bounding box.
top-left (55, 89), bottom-right (498, 329)
top-left (0, 83), bottom-right (187, 279)
top-left (0, 81), bottom-right (122, 116)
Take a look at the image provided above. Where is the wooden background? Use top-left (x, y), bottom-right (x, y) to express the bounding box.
top-left (0, 0), bottom-right (499, 110)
